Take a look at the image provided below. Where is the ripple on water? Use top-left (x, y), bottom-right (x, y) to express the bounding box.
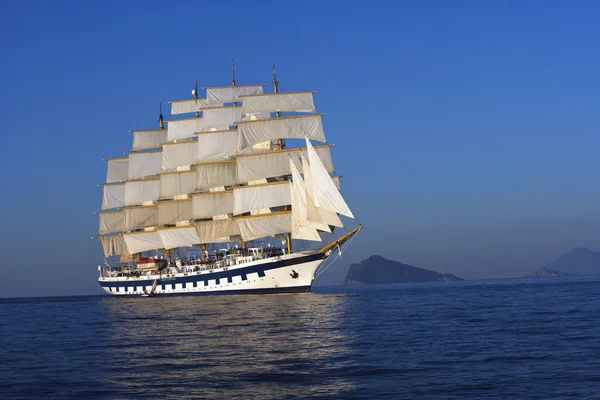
top-left (2, 277), bottom-right (600, 399)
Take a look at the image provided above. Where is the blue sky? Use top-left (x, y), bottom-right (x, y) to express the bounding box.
top-left (1, 0), bottom-right (599, 297)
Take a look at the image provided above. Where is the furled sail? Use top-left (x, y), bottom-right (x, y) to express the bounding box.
top-left (124, 179), bottom-right (160, 206)
top-left (206, 84), bottom-right (265, 105)
top-left (99, 234), bottom-right (126, 258)
top-left (160, 170), bottom-right (197, 199)
top-left (157, 200), bottom-right (193, 226)
top-left (128, 151), bottom-right (162, 180)
top-left (167, 117), bottom-right (204, 141)
top-left (233, 181), bottom-right (291, 216)
top-left (241, 91), bottom-right (316, 115)
top-left (98, 210), bottom-right (123, 235)
top-left (132, 129), bottom-right (167, 151)
top-left (158, 226), bottom-right (200, 249)
top-left (200, 106), bottom-right (244, 132)
top-left (304, 140), bottom-right (354, 218)
top-left (123, 230), bottom-right (163, 254)
top-left (101, 183), bottom-right (125, 210)
top-left (195, 161), bottom-right (236, 191)
top-left (123, 206), bottom-right (157, 231)
top-left (192, 191), bottom-right (234, 219)
top-left (106, 158), bottom-right (129, 183)
top-left (235, 212), bottom-right (292, 241)
top-left (162, 141), bottom-right (198, 171)
top-left (196, 130), bottom-right (238, 162)
top-left (235, 145), bottom-right (333, 184)
top-left (194, 219), bottom-right (240, 243)
top-left (237, 114), bottom-right (326, 150)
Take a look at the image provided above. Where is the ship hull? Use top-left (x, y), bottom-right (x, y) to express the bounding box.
top-left (98, 251), bottom-right (325, 297)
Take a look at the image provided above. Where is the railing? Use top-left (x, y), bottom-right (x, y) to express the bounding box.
top-left (100, 247), bottom-right (285, 279)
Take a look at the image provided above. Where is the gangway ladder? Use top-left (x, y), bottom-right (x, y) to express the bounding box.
top-left (142, 278), bottom-right (161, 297)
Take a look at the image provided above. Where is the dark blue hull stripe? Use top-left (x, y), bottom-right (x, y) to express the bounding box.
top-left (109, 285), bottom-right (311, 297)
top-left (99, 252), bottom-right (324, 290)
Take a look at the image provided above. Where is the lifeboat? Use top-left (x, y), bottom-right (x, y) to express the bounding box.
top-left (137, 258), bottom-right (168, 271)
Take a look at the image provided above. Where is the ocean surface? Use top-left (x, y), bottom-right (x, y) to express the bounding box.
top-left (2, 276), bottom-right (600, 399)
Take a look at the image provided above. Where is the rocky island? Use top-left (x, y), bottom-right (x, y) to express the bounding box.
top-left (525, 247), bottom-right (600, 278)
top-left (343, 255), bottom-right (462, 285)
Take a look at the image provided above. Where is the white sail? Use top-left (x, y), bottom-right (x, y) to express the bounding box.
top-left (106, 158), bottom-right (129, 183)
top-left (132, 129), bottom-right (167, 151)
top-left (160, 170), bottom-right (197, 199)
top-left (289, 157), bottom-right (329, 238)
top-left (293, 221), bottom-right (321, 241)
top-left (241, 92), bottom-right (316, 115)
top-left (100, 234), bottom-right (126, 258)
top-left (196, 130), bottom-right (238, 162)
top-left (128, 151), bottom-right (162, 180)
top-left (332, 176), bottom-right (340, 190)
top-left (123, 206), bottom-right (157, 231)
top-left (162, 141), bottom-right (198, 171)
top-left (158, 226), bottom-right (200, 249)
top-left (157, 200), bottom-right (193, 226)
top-left (123, 231), bottom-right (163, 254)
top-left (194, 219), bottom-right (240, 243)
top-left (124, 179), bottom-right (160, 206)
top-left (167, 117), bottom-right (204, 141)
top-left (236, 212), bottom-right (292, 241)
top-left (206, 84), bottom-right (265, 105)
top-left (289, 179), bottom-right (322, 242)
top-left (200, 106), bottom-right (244, 131)
top-left (237, 114), bottom-right (325, 150)
top-left (195, 161), bottom-right (236, 191)
top-left (192, 191), bottom-right (233, 219)
top-left (170, 98), bottom-right (212, 115)
top-left (98, 211), bottom-right (123, 235)
top-left (236, 145), bottom-right (333, 184)
top-left (101, 184), bottom-right (125, 210)
top-left (233, 182), bottom-right (290, 216)
top-left (301, 153), bottom-right (344, 228)
top-left (305, 139), bottom-right (354, 218)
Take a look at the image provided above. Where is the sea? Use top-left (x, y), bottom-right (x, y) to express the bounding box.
top-left (2, 276), bottom-right (600, 399)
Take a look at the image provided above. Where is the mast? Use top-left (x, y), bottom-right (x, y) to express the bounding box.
top-left (272, 64), bottom-right (279, 94)
top-left (159, 103), bottom-right (164, 129)
top-left (193, 73), bottom-right (198, 100)
top-left (194, 73), bottom-right (199, 117)
top-left (231, 58), bottom-right (236, 86)
top-left (273, 64), bottom-right (291, 252)
top-left (273, 64), bottom-right (285, 151)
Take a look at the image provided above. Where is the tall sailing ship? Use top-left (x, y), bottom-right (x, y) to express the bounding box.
top-left (96, 62), bottom-right (361, 296)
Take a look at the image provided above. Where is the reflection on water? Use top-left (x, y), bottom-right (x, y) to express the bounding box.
top-left (6, 278), bottom-right (600, 398)
top-left (100, 294), bottom-right (356, 399)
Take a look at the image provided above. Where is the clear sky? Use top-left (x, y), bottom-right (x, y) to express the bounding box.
top-left (1, 0), bottom-right (599, 297)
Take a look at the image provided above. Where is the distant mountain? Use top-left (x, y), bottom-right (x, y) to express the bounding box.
top-left (525, 247), bottom-right (600, 277)
top-left (343, 255), bottom-right (462, 285)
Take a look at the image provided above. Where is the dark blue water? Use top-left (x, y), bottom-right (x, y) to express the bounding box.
top-left (2, 276), bottom-right (600, 399)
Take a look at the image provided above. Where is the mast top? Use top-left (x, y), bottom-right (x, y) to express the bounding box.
top-left (192, 73), bottom-right (198, 100)
top-left (272, 64), bottom-right (279, 94)
top-left (231, 58), bottom-right (236, 86)
top-left (159, 103), bottom-right (164, 129)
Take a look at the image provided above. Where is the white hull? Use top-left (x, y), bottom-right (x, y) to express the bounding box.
top-left (99, 251), bottom-right (325, 297)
